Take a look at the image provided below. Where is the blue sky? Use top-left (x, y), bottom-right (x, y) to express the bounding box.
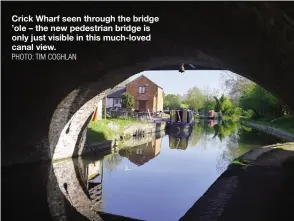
top-left (129, 70), bottom-right (233, 96)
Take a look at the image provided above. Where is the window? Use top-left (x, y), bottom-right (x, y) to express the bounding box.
top-left (114, 99), bottom-right (121, 105)
top-left (138, 86), bottom-right (146, 94)
top-left (136, 148), bottom-right (143, 155)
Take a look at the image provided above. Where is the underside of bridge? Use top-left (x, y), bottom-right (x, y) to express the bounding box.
top-left (2, 2), bottom-right (294, 165)
top-left (2, 2), bottom-right (294, 221)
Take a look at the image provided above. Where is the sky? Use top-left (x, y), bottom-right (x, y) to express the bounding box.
top-left (128, 70), bottom-right (234, 96)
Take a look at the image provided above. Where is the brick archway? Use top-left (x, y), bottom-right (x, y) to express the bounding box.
top-left (3, 2), bottom-right (294, 221)
top-left (3, 1), bottom-right (294, 167)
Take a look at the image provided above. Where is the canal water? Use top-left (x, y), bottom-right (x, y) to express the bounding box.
top-left (78, 120), bottom-right (284, 221)
top-left (2, 120), bottom-right (285, 221)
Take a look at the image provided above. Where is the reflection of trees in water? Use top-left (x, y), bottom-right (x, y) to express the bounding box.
top-left (199, 120), bottom-right (215, 135)
top-left (238, 125), bottom-right (283, 145)
top-left (167, 120), bottom-right (241, 170)
top-left (103, 153), bottom-right (123, 173)
top-left (216, 133), bottom-right (240, 174)
top-left (216, 147), bottom-right (232, 174)
top-left (214, 121), bottom-right (259, 174)
top-left (192, 120), bottom-right (235, 150)
top-left (189, 126), bottom-right (203, 147)
top-left (208, 120), bottom-right (241, 173)
top-left (215, 122), bottom-right (284, 174)
top-left (216, 129), bottom-right (258, 174)
top-left (209, 121), bottom-right (248, 174)
top-left (193, 120), bottom-right (216, 150)
top-left (213, 120), bottom-right (239, 141)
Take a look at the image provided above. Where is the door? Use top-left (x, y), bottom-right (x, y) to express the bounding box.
top-left (139, 100), bottom-right (147, 112)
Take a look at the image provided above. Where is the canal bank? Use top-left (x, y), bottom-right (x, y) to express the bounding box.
top-left (242, 121), bottom-right (294, 141)
top-left (85, 119), bottom-right (166, 155)
top-left (180, 142), bottom-right (294, 221)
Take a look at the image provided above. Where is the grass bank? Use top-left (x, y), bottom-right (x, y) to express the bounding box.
top-left (86, 117), bottom-right (144, 144)
top-left (250, 116), bottom-right (294, 134)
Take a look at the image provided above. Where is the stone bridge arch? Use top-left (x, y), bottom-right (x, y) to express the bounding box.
top-left (3, 1), bottom-right (294, 166)
top-left (3, 2), bottom-right (294, 221)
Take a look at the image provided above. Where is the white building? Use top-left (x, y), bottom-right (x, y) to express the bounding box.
top-left (106, 88), bottom-right (126, 108)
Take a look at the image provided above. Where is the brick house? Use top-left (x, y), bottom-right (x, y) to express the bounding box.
top-left (126, 75), bottom-right (164, 112)
top-left (119, 137), bottom-right (162, 166)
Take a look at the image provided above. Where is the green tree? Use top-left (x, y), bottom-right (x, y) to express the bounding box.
top-left (164, 94), bottom-right (182, 109)
top-left (238, 84), bottom-right (287, 119)
top-left (180, 103), bottom-right (189, 108)
top-left (221, 97), bottom-right (233, 115)
top-left (121, 92), bottom-right (135, 109)
top-left (214, 95), bottom-right (233, 115)
top-left (221, 71), bottom-right (252, 104)
top-left (222, 72), bottom-right (291, 119)
top-left (183, 87), bottom-right (204, 111)
top-left (202, 87), bottom-right (216, 114)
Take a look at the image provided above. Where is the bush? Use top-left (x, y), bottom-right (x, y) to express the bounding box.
top-left (244, 109), bottom-right (254, 119)
top-left (121, 92), bottom-right (135, 109)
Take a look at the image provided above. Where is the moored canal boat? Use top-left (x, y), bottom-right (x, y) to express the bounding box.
top-left (166, 109), bottom-right (194, 137)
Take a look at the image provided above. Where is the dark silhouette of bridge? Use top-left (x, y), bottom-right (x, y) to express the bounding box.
top-left (2, 1), bottom-right (294, 221)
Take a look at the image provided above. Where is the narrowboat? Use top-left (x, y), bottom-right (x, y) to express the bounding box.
top-left (169, 135), bottom-right (189, 150)
top-left (166, 109), bottom-right (194, 137)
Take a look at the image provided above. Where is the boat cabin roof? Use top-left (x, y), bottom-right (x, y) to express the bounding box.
top-left (169, 108), bottom-right (193, 124)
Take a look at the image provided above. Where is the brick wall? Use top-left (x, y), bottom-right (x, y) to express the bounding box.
top-left (126, 75), bottom-right (163, 112)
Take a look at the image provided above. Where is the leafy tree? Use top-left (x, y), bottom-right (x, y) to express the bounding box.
top-left (180, 103), bottom-right (189, 108)
top-left (202, 87), bottom-right (216, 114)
top-left (221, 97), bottom-right (233, 115)
top-left (204, 100), bottom-right (216, 112)
top-left (221, 71), bottom-right (252, 104)
top-left (222, 72), bottom-right (291, 119)
top-left (214, 96), bottom-right (221, 112)
top-left (238, 84), bottom-right (287, 119)
top-left (121, 92), bottom-right (135, 109)
top-left (214, 95), bottom-right (233, 115)
top-left (244, 109), bottom-right (255, 119)
top-left (213, 120), bottom-right (239, 141)
top-left (183, 87), bottom-right (204, 111)
top-left (231, 107), bottom-right (242, 116)
top-left (164, 94), bottom-right (182, 109)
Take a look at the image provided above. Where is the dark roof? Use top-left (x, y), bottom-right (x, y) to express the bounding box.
top-left (107, 88), bottom-right (126, 98)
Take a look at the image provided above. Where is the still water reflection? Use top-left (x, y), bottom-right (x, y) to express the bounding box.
top-left (79, 120), bottom-right (284, 221)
